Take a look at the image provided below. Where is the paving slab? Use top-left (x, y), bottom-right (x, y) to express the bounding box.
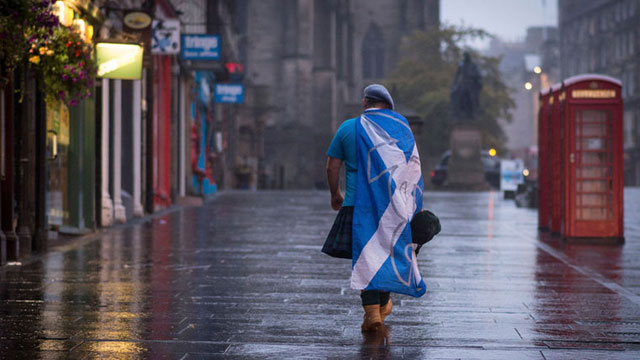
top-left (0, 189), bottom-right (639, 359)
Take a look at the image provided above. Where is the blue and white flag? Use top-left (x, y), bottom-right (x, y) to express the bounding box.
top-left (351, 109), bottom-right (426, 297)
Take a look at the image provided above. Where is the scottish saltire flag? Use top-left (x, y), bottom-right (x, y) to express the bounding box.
top-left (351, 109), bottom-right (426, 297)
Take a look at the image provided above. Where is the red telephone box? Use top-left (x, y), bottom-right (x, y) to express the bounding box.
top-left (539, 74), bottom-right (623, 241)
top-left (558, 75), bottom-right (624, 240)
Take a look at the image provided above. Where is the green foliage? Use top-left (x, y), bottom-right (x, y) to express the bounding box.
top-left (0, 0), bottom-right (37, 75)
top-left (384, 25), bottom-right (514, 157)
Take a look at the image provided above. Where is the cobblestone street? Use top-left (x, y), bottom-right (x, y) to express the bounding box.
top-left (1, 189), bottom-right (640, 359)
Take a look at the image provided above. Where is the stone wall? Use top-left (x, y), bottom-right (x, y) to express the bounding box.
top-left (242, 0), bottom-right (439, 188)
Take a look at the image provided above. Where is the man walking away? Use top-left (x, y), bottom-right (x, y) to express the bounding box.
top-left (323, 84), bottom-right (426, 332)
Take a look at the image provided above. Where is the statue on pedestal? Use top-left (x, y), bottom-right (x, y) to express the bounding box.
top-left (447, 52), bottom-right (488, 190)
top-left (450, 52), bottom-right (482, 123)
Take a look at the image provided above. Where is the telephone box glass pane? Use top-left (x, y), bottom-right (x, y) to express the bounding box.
top-left (575, 110), bottom-right (613, 221)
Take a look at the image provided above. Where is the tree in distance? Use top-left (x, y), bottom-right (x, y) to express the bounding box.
top-left (384, 25), bottom-right (515, 157)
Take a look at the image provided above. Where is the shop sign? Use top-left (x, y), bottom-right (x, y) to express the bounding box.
top-left (214, 83), bottom-right (244, 104)
top-left (181, 34), bottom-right (221, 60)
top-left (151, 19), bottom-right (181, 54)
top-left (571, 89), bottom-right (616, 99)
top-left (96, 43), bottom-right (144, 80)
top-left (124, 11), bottom-right (152, 30)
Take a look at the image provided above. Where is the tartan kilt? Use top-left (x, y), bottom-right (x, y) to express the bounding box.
top-left (322, 206), bottom-right (353, 259)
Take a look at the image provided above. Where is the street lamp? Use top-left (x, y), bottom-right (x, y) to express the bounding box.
top-left (533, 66), bottom-right (542, 74)
top-left (524, 82), bottom-right (533, 90)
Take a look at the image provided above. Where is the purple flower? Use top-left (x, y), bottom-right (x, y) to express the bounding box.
top-left (69, 99), bottom-right (78, 106)
top-left (61, 74), bottom-right (69, 80)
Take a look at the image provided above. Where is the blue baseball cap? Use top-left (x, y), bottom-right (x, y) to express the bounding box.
top-left (363, 84), bottom-right (394, 110)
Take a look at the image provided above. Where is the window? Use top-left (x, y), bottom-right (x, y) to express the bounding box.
top-left (361, 23), bottom-right (385, 79)
top-left (624, 110), bottom-right (635, 148)
top-left (574, 110), bottom-right (614, 221)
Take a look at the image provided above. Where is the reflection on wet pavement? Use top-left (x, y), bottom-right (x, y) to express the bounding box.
top-left (0, 189), bottom-right (639, 359)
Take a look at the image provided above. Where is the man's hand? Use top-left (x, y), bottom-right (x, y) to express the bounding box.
top-left (326, 157), bottom-right (343, 210)
top-left (331, 191), bottom-right (344, 210)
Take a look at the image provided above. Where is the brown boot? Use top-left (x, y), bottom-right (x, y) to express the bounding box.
top-left (361, 304), bottom-right (382, 332)
top-left (380, 298), bottom-right (393, 322)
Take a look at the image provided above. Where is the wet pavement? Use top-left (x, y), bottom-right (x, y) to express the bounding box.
top-left (1, 189), bottom-right (640, 359)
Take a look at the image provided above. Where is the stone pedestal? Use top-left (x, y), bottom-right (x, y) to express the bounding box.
top-left (447, 124), bottom-right (489, 190)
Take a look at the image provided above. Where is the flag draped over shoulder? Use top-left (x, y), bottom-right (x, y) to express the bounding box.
top-left (351, 109), bottom-right (426, 297)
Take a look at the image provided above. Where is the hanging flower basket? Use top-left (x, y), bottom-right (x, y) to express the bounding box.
top-left (1, 0), bottom-right (96, 106)
top-left (29, 27), bottom-right (96, 105)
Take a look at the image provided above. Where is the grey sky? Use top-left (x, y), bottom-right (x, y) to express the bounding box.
top-left (441, 0), bottom-right (558, 49)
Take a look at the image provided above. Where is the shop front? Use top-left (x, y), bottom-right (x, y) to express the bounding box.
top-left (46, 0), bottom-right (101, 235)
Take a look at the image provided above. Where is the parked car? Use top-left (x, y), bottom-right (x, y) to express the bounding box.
top-left (430, 150), bottom-right (501, 188)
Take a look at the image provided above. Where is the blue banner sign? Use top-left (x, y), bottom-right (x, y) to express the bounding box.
top-left (181, 34), bottom-right (221, 60)
top-left (214, 83), bottom-right (244, 104)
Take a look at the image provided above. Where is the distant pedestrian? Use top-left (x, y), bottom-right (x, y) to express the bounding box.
top-left (323, 84), bottom-right (426, 332)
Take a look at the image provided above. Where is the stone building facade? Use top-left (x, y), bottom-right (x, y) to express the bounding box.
top-left (235, 0), bottom-right (440, 189)
top-left (486, 27), bottom-right (560, 156)
top-left (559, 0), bottom-right (640, 185)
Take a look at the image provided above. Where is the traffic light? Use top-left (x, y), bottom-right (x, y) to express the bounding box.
top-left (225, 62), bottom-right (244, 81)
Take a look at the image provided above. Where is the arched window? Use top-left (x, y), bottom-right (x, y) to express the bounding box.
top-left (362, 24), bottom-right (385, 79)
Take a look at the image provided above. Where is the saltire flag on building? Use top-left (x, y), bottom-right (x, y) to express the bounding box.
top-left (351, 108), bottom-right (426, 297)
